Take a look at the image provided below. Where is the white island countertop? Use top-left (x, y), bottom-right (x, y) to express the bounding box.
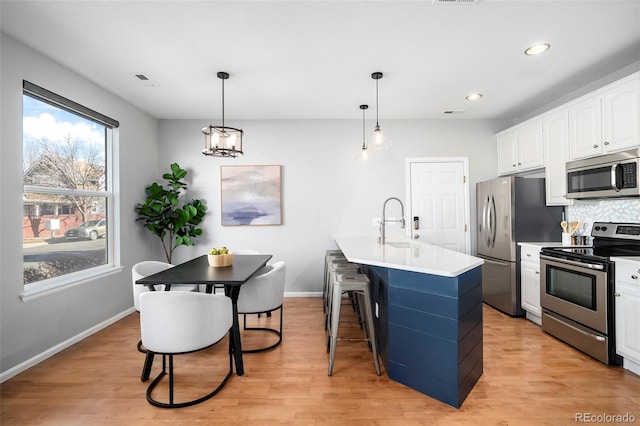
top-left (335, 236), bottom-right (484, 277)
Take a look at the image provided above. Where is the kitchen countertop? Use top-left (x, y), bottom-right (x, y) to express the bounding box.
top-left (517, 241), bottom-right (587, 248)
top-left (611, 256), bottom-right (640, 264)
top-left (335, 236), bottom-right (484, 277)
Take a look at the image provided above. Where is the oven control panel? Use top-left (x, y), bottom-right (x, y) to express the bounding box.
top-left (592, 222), bottom-right (640, 240)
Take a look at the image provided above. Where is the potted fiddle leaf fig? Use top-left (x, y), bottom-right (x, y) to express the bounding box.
top-left (135, 163), bottom-right (207, 263)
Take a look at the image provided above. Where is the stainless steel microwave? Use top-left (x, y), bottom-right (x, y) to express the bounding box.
top-left (566, 148), bottom-right (640, 199)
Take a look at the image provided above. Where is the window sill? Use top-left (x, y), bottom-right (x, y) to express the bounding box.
top-left (20, 265), bottom-right (124, 302)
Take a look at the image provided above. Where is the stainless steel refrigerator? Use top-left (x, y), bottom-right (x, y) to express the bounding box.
top-left (476, 176), bottom-right (562, 316)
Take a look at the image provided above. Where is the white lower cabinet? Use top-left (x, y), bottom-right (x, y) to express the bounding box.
top-left (613, 257), bottom-right (640, 376)
top-left (519, 243), bottom-right (542, 325)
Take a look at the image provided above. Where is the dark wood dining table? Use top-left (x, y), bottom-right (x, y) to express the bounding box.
top-left (135, 254), bottom-right (272, 379)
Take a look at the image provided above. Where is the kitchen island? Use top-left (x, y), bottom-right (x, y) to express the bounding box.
top-left (335, 236), bottom-right (484, 408)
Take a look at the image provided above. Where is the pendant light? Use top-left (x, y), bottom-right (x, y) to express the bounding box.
top-left (370, 72), bottom-right (391, 149)
top-left (202, 71), bottom-right (244, 158)
top-left (359, 104), bottom-right (369, 163)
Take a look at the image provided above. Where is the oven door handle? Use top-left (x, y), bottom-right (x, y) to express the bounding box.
top-left (540, 254), bottom-right (604, 270)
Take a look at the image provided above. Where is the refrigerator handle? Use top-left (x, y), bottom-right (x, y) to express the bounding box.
top-left (483, 195), bottom-right (491, 247)
top-left (481, 257), bottom-right (511, 267)
top-left (490, 195), bottom-right (497, 248)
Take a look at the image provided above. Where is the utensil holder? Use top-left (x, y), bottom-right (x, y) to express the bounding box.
top-left (562, 232), bottom-right (572, 246)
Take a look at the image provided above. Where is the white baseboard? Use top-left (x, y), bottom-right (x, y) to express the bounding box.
top-left (285, 292), bottom-right (321, 298)
top-left (623, 357), bottom-right (640, 377)
top-left (0, 307), bottom-right (136, 383)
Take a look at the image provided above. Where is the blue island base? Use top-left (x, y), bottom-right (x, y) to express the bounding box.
top-left (364, 265), bottom-right (483, 408)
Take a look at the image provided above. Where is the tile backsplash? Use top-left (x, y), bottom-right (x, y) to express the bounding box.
top-left (566, 199), bottom-right (640, 235)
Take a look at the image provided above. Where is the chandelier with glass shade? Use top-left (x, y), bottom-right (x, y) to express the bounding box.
top-left (202, 71), bottom-right (244, 158)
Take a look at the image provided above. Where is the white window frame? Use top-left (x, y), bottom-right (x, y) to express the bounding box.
top-left (21, 82), bottom-right (121, 300)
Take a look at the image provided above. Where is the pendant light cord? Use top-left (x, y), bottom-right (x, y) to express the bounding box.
top-left (221, 77), bottom-right (225, 129)
top-left (362, 107), bottom-right (366, 149)
top-left (360, 104), bottom-right (368, 149)
top-left (375, 77), bottom-right (379, 127)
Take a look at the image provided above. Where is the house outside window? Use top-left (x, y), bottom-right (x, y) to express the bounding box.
top-left (22, 81), bottom-right (119, 291)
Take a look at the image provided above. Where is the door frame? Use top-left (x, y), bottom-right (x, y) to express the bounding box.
top-left (405, 157), bottom-right (471, 254)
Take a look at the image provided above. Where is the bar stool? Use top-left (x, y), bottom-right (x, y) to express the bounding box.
top-left (324, 258), bottom-right (352, 309)
top-left (324, 261), bottom-right (360, 330)
top-left (327, 272), bottom-right (381, 376)
top-left (323, 251), bottom-right (346, 308)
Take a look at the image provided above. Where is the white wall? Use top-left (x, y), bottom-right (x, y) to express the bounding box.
top-left (0, 34), bottom-right (162, 376)
top-left (158, 118), bottom-right (500, 293)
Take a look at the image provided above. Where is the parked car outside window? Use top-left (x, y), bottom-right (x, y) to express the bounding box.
top-left (64, 219), bottom-right (106, 240)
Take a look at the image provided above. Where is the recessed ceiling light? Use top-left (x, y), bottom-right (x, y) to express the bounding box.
top-left (466, 93), bottom-right (483, 101)
top-left (524, 43), bottom-right (550, 56)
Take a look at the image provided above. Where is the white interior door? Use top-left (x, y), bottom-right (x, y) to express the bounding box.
top-left (406, 158), bottom-right (470, 254)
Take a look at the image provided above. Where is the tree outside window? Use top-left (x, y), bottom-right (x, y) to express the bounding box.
top-left (22, 84), bottom-right (116, 287)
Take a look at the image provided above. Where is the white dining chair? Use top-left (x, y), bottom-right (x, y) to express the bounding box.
top-left (236, 260), bottom-right (286, 353)
top-left (139, 291), bottom-right (233, 408)
top-left (132, 260), bottom-right (199, 380)
top-left (132, 261), bottom-right (198, 311)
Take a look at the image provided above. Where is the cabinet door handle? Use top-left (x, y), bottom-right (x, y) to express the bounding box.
top-left (604, 141), bottom-right (610, 146)
top-left (535, 271), bottom-right (540, 275)
top-left (518, 162), bottom-right (522, 166)
top-left (632, 274), bottom-right (638, 280)
top-left (614, 292), bottom-right (621, 297)
top-left (593, 144), bottom-right (599, 148)
top-left (526, 253), bottom-right (532, 257)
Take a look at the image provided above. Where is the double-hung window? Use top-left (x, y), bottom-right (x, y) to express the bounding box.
top-left (22, 81), bottom-right (119, 296)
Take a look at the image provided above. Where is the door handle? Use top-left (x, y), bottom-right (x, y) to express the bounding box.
top-left (490, 195), bottom-right (497, 248)
top-left (611, 164), bottom-right (621, 192)
top-left (482, 257), bottom-right (511, 267)
top-left (485, 195), bottom-right (491, 247)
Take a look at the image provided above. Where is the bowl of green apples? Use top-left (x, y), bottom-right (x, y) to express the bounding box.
top-left (207, 247), bottom-right (234, 267)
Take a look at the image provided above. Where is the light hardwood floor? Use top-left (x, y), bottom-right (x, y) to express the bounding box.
top-left (2, 298), bottom-right (639, 425)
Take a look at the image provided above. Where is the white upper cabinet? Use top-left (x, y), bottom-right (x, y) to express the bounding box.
top-left (604, 77), bottom-right (640, 151)
top-left (518, 121), bottom-right (545, 171)
top-left (496, 72), bottom-right (639, 183)
top-left (569, 74), bottom-right (640, 160)
top-left (497, 128), bottom-right (518, 175)
top-left (543, 109), bottom-right (572, 206)
top-left (497, 121), bottom-right (544, 175)
top-left (568, 95), bottom-right (603, 159)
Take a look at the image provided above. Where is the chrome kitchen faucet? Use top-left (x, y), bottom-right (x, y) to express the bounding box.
top-left (380, 197), bottom-right (406, 244)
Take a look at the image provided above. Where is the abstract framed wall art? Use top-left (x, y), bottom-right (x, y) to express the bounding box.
top-left (220, 165), bottom-right (282, 226)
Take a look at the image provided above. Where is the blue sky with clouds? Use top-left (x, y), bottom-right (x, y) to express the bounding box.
top-left (22, 95), bottom-right (106, 170)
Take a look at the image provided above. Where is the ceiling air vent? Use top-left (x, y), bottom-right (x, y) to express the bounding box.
top-left (432, 0), bottom-right (479, 4)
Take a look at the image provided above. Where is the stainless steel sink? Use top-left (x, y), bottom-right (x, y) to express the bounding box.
top-left (386, 242), bottom-right (412, 248)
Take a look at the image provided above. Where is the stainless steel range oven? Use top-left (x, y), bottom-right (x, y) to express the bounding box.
top-left (540, 222), bottom-right (640, 365)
